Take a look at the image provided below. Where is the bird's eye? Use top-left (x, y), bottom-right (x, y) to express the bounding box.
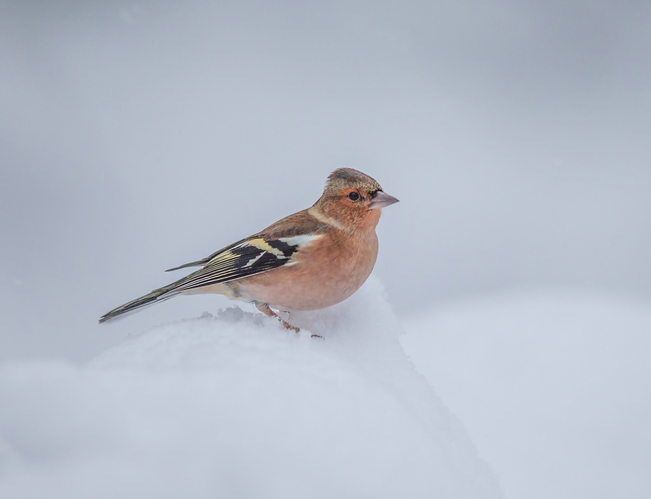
top-left (348, 192), bottom-right (360, 201)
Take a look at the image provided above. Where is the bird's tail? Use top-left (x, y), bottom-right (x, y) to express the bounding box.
top-left (99, 278), bottom-right (185, 323)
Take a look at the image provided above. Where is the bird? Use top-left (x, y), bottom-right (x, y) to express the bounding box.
top-left (99, 168), bottom-right (399, 330)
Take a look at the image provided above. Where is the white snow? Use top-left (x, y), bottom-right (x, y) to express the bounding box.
top-left (402, 291), bottom-right (651, 499)
top-left (0, 277), bottom-right (500, 499)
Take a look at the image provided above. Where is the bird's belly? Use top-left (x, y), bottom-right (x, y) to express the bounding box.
top-left (234, 234), bottom-right (378, 311)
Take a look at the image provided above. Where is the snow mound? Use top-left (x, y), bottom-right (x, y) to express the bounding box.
top-left (402, 291), bottom-right (651, 499)
top-left (0, 277), bottom-right (500, 499)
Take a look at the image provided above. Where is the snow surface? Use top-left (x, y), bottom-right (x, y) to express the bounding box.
top-left (402, 291), bottom-right (651, 499)
top-left (0, 277), bottom-right (500, 499)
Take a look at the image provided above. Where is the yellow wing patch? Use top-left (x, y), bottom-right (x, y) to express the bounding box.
top-left (245, 238), bottom-right (288, 258)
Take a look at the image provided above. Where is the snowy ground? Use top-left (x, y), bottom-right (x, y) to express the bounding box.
top-left (2, 279), bottom-right (648, 499)
top-left (0, 277), bottom-right (499, 499)
top-left (402, 291), bottom-right (651, 499)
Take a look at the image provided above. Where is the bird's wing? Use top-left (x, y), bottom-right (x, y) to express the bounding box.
top-left (167, 210), bottom-right (332, 293)
top-left (165, 238), bottom-right (248, 272)
top-left (172, 233), bottom-right (322, 292)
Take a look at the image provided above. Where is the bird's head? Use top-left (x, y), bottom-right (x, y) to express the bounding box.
top-left (313, 168), bottom-right (399, 230)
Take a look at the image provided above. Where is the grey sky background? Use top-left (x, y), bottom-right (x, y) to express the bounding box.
top-left (1, 0), bottom-right (650, 361)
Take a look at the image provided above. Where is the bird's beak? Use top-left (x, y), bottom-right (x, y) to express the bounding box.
top-left (369, 190), bottom-right (399, 209)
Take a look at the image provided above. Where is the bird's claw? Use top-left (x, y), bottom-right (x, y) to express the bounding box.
top-left (279, 318), bottom-right (300, 333)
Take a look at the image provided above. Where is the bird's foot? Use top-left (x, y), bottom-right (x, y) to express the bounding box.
top-left (255, 302), bottom-right (300, 332)
top-left (278, 310), bottom-right (301, 332)
top-left (279, 318), bottom-right (300, 333)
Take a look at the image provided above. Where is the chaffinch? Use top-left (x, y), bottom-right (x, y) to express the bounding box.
top-left (100, 168), bottom-right (399, 329)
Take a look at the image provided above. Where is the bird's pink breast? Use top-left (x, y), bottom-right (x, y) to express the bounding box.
top-left (234, 230), bottom-right (379, 311)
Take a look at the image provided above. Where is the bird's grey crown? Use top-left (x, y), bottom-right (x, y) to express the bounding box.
top-left (325, 168), bottom-right (382, 194)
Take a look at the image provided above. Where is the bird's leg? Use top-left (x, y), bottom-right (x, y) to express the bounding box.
top-left (254, 301), bottom-right (276, 318)
top-left (255, 302), bottom-right (300, 332)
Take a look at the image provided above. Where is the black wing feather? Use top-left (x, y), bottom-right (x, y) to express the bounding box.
top-left (170, 237), bottom-right (301, 293)
top-left (165, 238), bottom-right (249, 272)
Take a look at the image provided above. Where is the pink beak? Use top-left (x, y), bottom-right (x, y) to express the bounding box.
top-left (369, 190), bottom-right (399, 209)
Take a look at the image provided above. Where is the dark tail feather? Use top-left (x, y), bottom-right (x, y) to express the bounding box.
top-left (99, 282), bottom-right (181, 323)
